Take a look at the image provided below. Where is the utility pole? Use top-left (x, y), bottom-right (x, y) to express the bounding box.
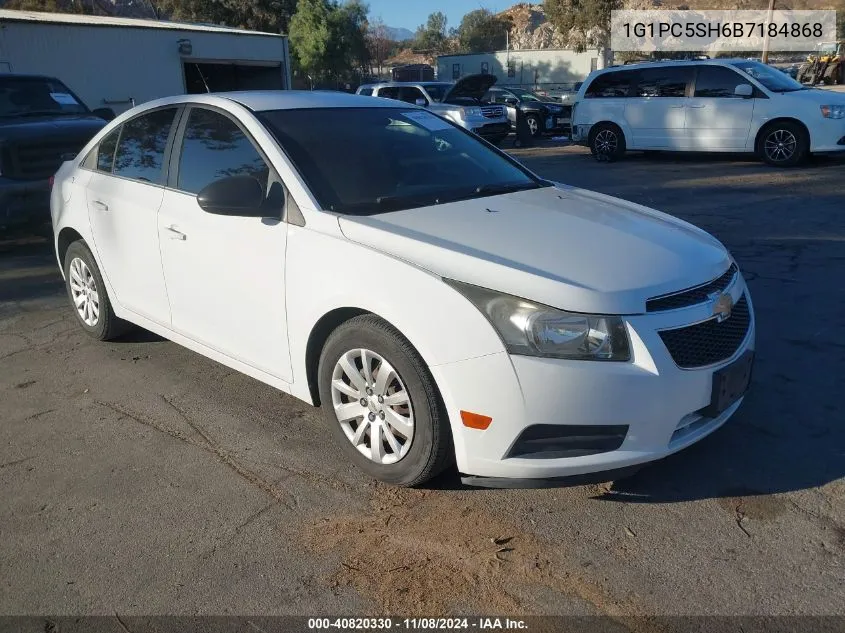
top-left (761, 0), bottom-right (776, 64)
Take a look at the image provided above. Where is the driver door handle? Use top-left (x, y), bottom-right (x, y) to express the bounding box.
top-left (688, 104), bottom-right (706, 108)
top-left (165, 225), bottom-right (187, 241)
top-left (92, 200), bottom-right (109, 212)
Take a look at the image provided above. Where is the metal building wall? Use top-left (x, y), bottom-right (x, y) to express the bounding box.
top-left (0, 20), bottom-right (290, 113)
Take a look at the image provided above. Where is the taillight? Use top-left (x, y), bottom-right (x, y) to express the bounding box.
top-left (49, 175), bottom-right (55, 188)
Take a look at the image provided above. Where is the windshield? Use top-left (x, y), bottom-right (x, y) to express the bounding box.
top-left (0, 76), bottom-right (88, 117)
top-left (730, 61), bottom-right (805, 92)
top-left (507, 88), bottom-right (543, 102)
top-left (421, 84), bottom-right (451, 102)
top-left (259, 107), bottom-right (545, 215)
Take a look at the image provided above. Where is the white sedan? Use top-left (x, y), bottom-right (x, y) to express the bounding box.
top-left (51, 91), bottom-right (755, 487)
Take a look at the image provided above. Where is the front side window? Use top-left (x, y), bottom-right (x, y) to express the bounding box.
top-left (0, 76), bottom-right (88, 118)
top-left (113, 108), bottom-right (178, 183)
top-left (420, 84), bottom-right (449, 102)
top-left (259, 107), bottom-right (546, 215)
top-left (358, 88), bottom-right (373, 96)
top-left (694, 66), bottom-right (752, 98)
top-left (176, 107), bottom-right (270, 196)
top-left (585, 72), bottom-right (632, 98)
top-left (730, 60), bottom-right (805, 92)
top-left (634, 67), bottom-right (692, 98)
top-left (399, 87), bottom-right (426, 104)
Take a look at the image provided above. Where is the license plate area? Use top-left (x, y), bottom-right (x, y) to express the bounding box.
top-left (701, 351), bottom-right (754, 418)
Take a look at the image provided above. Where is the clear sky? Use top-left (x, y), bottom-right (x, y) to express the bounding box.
top-left (365, 0), bottom-right (512, 32)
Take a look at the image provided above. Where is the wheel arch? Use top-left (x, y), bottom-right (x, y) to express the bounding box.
top-left (57, 227), bottom-right (84, 270)
top-left (754, 117), bottom-right (810, 152)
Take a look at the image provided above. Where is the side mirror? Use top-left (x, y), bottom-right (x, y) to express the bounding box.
top-left (734, 84), bottom-right (753, 98)
top-left (504, 97), bottom-right (518, 106)
top-left (92, 107), bottom-right (116, 121)
top-left (197, 175), bottom-right (265, 217)
top-left (415, 98), bottom-right (427, 106)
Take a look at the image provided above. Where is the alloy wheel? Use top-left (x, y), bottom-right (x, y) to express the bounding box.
top-left (68, 257), bottom-right (99, 327)
top-left (764, 129), bottom-right (797, 163)
top-left (594, 129), bottom-right (618, 154)
top-left (527, 117), bottom-right (539, 136)
top-left (330, 348), bottom-right (414, 465)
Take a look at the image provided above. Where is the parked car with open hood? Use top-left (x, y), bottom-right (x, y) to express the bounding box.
top-left (1, 74), bottom-right (115, 231)
top-left (484, 86), bottom-right (571, 137)
top-left (356, 74), bottom-right (510, 145)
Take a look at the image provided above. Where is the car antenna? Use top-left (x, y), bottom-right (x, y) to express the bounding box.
top-left (195, 64), bottom-right (212, 93)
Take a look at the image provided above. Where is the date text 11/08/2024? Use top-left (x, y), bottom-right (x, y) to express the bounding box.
top-left (307, 618), bottom-right (529, 630)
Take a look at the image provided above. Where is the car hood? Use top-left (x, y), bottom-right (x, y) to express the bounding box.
top-left (0, 115), bottom-right (106, 142)
top-left (337, 185), bottom-right (731, 314)
top-left (775, 87), bottom-right (845, 105)
top-left (444, 74), bottom-right (498, 103)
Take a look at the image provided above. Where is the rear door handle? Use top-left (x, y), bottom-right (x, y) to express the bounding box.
top-left (669, 104), bottom-right (686, 109)
top-left (92, 200), bottom-right (109, 212)
top-left (688, 104), bottom-right (706, 109)
top-left (165, 225), bottom-right (187, 241)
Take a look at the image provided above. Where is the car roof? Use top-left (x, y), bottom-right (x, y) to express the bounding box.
top-left (203, 90), bottom-right (409, 112)
top-left (592, 58), bottom-right (755, 77)
top-left (0, 73), bottom-right (64, 81)
top-left (369, 81), bottom-right (452, 88)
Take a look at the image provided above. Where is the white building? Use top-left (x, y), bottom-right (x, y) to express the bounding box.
top-left (0, 10), bottom-right (291, 115)
top-left (438, 48), bottom-right (608, 91)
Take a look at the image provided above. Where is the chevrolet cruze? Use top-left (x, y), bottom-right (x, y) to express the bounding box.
top-left (51, 92), bottom-right (755, 487)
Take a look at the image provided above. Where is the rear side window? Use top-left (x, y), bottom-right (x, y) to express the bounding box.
top-left (634, 67), bottom-right (692, 98)
top-left (82, 127), bottom-right (120, 173)
top-left (358, 88), bottom-right (373, 96)
top-left (585, 72), bottom-right (632, 98)
top-left (176, 107), bottom-right (270, 196)
top-left (376, 87), bottom-right (400, 100)
top-left (113, 108), bottom-right (178, 183)
top-left (694, 65), bottom-right (752, 98)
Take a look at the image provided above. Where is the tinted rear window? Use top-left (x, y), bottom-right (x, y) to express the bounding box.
top-left (585, 72), bottom-right (633, 98)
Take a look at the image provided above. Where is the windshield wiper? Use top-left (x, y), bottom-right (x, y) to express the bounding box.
top-left (471, 181), bottom-right (542, 196)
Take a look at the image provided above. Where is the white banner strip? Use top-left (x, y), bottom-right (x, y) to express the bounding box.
top-left (611, 10), bottom-right (837, 52)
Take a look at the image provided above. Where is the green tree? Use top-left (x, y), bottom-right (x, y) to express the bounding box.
top-left (544, 0), bottom-right (621, 51)
top-left (457, 9), bottom-right (511, 53)
top-left (290, 0), bottom-right (370, 81)
top-left (152, 0), bottom-right (297, 33)
top-left (413, 11), bottom-right (449, 53)
top-left (328, 0), bottom-right (370, 74)
top-left (290, 0), bottom-right (333, 79)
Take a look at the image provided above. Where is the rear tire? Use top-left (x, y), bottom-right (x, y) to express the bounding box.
top-left (757, 121), bottom-right (808, 167)
top-left (63, 240), bottom-right (129, 341)
top-left (317, 315), bottom-right (452, 487)
top-left (589, 122), bottom-right (626, 160)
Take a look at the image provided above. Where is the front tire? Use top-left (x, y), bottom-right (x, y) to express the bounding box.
top-left (63, 240), bottom-right (128, 340)
top-left (589, 122), bottom-right (626, 160)
top-left (757, 121), bottom-right (808, 167)
top-left (317, 315), bottom-right (452, 487)
top-left (525, 114), bottom-right (541, 138)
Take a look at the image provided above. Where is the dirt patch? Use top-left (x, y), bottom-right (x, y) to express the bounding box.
top-left (303, 486), bottom-right (658, 627)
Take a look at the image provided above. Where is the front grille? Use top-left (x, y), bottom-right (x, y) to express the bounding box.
top-left (659, 295), bottom-right (750, 369)
top-left (647, 264), bottom-right (738, 312)
top-left (4, 138), bottom-right (89, 181)
top-left (481, 105), bottom-right (504, 119)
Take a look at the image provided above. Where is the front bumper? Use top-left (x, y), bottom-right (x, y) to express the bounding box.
top-left (809, 118), bottom-right (845, 153)
top-left (430, 277), bottom-right (755, 481)
top-left (0, 177), bottom-right (51, 229)
top-left (472, 121), bottom-right (511, 140)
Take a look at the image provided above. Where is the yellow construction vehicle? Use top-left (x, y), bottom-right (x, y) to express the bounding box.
top-left (797, 41), bottom-right (844, 85)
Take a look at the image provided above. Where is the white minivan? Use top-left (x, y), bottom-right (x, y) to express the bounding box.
top-left (571, 60), bottom-right (845, 166)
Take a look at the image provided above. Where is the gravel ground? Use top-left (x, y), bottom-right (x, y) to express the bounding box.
top-left (1, 145), bottom-right (843, 621)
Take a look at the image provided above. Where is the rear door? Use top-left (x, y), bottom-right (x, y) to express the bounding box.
top-left (624, 66), bottom-right (693, 149)
top-left (685, 65), bottom-right (756, 150)
top-left (85, 106), bottom-right (179, 325)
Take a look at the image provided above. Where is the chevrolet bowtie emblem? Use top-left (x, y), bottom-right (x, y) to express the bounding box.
top-left (711, 292), bottom-right (734, 323)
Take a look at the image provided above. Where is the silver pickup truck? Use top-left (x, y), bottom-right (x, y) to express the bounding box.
top-left (356, 74), bottom-right (511, 145)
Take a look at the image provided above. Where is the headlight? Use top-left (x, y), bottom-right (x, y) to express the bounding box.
top-left (820, 104), bottom-right (845, 119)
top-left (460, 106), bottom-right (482, 118)
top-left (445, 280), bottom-right (630, 361)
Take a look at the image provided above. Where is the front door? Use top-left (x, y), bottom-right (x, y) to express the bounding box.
top-left (685, 65), bottom-right (756, 150)
top-left (157, 106), bottom-right (292, 381)
top-left (85, 107), bottom-right (179, 325)
top-left (624, 66), bottom-right (693, 149)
